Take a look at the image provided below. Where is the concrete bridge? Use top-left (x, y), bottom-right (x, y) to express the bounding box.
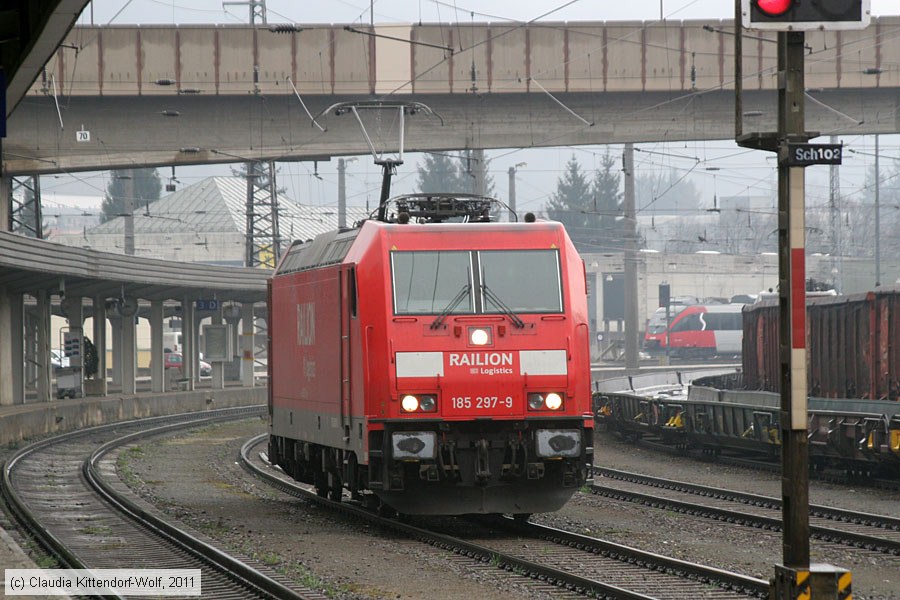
top-left (5, 17), bottom-right (900, 174)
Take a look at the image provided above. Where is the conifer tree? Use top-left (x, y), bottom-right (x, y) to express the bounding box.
top-left (101, 168), bottom-right (162, 223)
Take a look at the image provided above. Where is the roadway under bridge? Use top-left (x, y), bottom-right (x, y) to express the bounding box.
top-left (5, 18), bottom-right (900, 174)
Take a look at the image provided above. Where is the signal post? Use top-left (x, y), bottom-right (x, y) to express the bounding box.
top-left (737, 1), bottom-right (867, 598)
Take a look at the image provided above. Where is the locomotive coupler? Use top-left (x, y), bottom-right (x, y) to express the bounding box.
top-left (501, 436), bottom-right (527, 480)
top-left (474, 438), bottom-right (491, 482)
top-left (437, 440), bottom-right (460, 481)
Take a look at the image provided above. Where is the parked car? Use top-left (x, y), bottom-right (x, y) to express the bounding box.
top-left (159, 352), bottom-right (212, 377)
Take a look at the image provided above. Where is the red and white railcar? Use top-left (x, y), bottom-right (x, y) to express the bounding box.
top-left (267, 196), bottom-right (593, 515)
top-left (657, 304), bottom-right (744, 359)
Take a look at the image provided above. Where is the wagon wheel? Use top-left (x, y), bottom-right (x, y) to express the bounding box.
top-left (327, 476), bottom-right (343, 502)
top-left (314, 472), bottom-right (329, 498)
top-left (376, 501), bottom-right (397, 518)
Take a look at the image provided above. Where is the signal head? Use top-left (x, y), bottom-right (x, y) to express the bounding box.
top-left (755, 0), bottom-right (792, 16)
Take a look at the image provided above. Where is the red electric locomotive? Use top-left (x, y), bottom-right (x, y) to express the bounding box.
top-left (267, 195), bottom-right (593, 515)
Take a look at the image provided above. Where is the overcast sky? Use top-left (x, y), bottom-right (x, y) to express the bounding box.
top-left (42, 0), bottom-right (900, 219)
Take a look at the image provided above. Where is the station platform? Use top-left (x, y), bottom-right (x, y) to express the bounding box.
top-left (0, 384), bottom-right (266, 597)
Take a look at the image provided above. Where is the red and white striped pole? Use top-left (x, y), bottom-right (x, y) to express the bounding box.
top-left (777, 30), bottom-right (810, 570)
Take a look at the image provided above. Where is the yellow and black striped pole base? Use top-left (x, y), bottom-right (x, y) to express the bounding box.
top-left (773, 564), bottom-right (851, 600)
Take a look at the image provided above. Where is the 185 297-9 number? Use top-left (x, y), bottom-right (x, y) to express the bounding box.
top-left (451, 396), bottom-right (513, 409)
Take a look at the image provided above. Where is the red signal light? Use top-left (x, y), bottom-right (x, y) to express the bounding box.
top-left (755, 0), bottom-right (792, 16)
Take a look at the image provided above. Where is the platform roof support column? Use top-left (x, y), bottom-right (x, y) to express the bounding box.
top-left (93, 297), bottom-right (108, 396)
top-left (63, 295), bottom-right (85, 399)
top-left (241, 303), bottom-right (255, 387)
top-left (211, 306), bottom-right (225, 390)
top-left (120, 312), bottom-right (136, 395)
top-left (10, 293), bottom-right (24, 404)
top-left (224, 306), bottom-right (241, 382)
top-left (63, 294), bottom-right (84, 333)
top-left (0, 174), bottom-right (17, 406)
top-left (24, 307), bottom-right (36, 392)
top-left (181, 296), bottom-right (195, 390)
top-left (35, 290), bottom-right (51, 403)
top-left (150, 300), bottom-right (164, 393)
top-left (0, 289), bottom-right (24, 405)
top-left (110, 316), bottom-right (123, 387)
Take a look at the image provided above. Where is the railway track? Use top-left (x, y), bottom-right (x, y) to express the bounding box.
top-left (240, 434), bottom-right (769, 599)
top-left (1, 407), bottom-right (326, 600)
top-left (592, 467), bottom-right (900, 555)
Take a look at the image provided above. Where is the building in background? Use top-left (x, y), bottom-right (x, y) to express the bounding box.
top-left (51, 177), bottom-right (370, 265)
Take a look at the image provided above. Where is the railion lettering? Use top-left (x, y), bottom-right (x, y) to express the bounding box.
top-left (448, 352), bottom-right (513, 367)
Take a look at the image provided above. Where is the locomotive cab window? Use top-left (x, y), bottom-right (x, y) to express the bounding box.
top-left (392, 251), bottom-right (473, 315)
top-left (479, 250), bottom-right (562, 313)
top-left (391, 249), bottom-right (562, 315)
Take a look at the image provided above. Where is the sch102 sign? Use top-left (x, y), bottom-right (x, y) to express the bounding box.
top-left (786, 143), bottom-right (843, 167)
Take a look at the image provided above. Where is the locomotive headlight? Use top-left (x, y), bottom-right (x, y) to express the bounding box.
top-left (400, 394), bottom-right (437, 413)
top-left (545, 392), bottom-right (563, 410)
top-left (468, 327), bottom-right (492, 346)
top-left (401, 395), bottom-right (419, 412)
top-left (527, 392), bottom-right (564, 411)
top-left (418, 395), bottom-right (437, 412)
top-left (528, 393), bottom-right (546, 410)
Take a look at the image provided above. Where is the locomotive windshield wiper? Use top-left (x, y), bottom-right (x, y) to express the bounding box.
top-left (481, 284), bottom-right (525, 329)
top-left (430, 284), bottom-right (471, 330)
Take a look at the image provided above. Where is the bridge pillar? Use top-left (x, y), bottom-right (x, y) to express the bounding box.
top-left (150, 300), bottom-right (164, 393)
top-left (240, 303), bottom-right (255, 387)
top-left (92, 297), bottom-right (108, 396)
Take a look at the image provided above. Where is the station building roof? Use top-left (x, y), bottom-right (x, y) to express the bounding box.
top-left (87, 177), bottom-right (371, 240)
